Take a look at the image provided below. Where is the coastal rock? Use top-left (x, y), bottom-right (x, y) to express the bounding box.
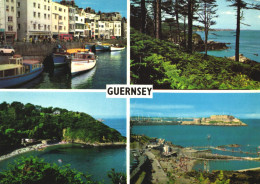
top-left (194, 41), bottom-right (230, 52)
top-left (228, 54), bottom-right (253, 63)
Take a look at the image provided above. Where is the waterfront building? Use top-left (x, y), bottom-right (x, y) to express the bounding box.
top-left (2, 0), bottom-right (17, 42)
top-left (113, 21), bottom-right (121, 38)
top-left (51, 2), bottom-right (69, 39)
top-left (60, 0), bottom-right (76, 37)
top-left (75, 8), bottom-right (86, 38)
top-left (0, 0), bottom-right (5, 43)
top-left (17, 0), bottom-right (52, 42)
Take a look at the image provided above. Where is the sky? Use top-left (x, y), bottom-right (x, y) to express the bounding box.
top-left (199, 0), bottom-right (260, 30)
top-left (0, 91), bottom-right (126, 119)
top-left (53, 0), bottom-right (127, 18)
top-left (131, 93), bottom-right (260, 119)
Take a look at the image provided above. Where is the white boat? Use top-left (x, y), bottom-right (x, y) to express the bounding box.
top-left (110, 46), bottom-right (125, 51)
top-left (71, 52), bottom-right (97, 76)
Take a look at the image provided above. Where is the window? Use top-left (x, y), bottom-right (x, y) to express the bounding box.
top-left (55, 6), bottom-right (57, 10)
top-left (64, 9), bottom-right (66, 12)
top-left (48, 25), bottom-right (50, 30)
top-left (8, 26), bottom-right (13, 31)
top-left (59, 26), bottom-right (62, 30)
top-left (64, 26), bottom-right (66, 30)
top-left (17, 11), bottom-right (20, 18)
top-left (11, 0), bottom-right (14, 2)
top-left (55, 25), bottom-right (57, 30)
top-left (17, 2), bottom-right (20, 8)
top-left (33, 12), bottom-right (36, 17)
top-left (33, 24), bottom-right (36, 29)
top-left (6, 5), bottom-right (9, 11)
top-left (44, 25), bottom-right (46, 30)
top-left (8, 16), bottom-right (13, 22)
top-left (33, 3), bottom-right (36, 8)
top-left (44, 14), bottom-right (46, 19)
top-left (38, 4), bottom-right (40, 9)
top-left (55, 14), bottom-right (57, 19)
top-left (59, 8), bottom-right (62, 12)
top-left (44, 5), bottom-right (46, 10)
top-left (48, 14), bottom-right (50, 20)
top-left (11, 6), bottom-right (14, 12)
top-left (38, 12), bottom-right (40, 18)
top-left (64, 16), bottom-right (66, 20)
top-left (48, 6), bottom-right (50, 11)
top-left (18, 24), bottom-right (20, 30)
top-left (59, 16), bottom-right (62, 20)
top-left (38, 24), bottom-right (41, 30)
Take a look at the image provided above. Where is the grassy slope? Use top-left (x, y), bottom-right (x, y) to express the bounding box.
top-left (130, 28), bottom-right (260, 89)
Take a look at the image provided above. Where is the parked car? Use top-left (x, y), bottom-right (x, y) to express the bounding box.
top-left (0, 45), bottom-right (15, 56)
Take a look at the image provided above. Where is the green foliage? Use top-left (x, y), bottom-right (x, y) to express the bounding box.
top-left (107, 168), bottom-right (126, 184)
top-left (0, 101), bottom-right (125, 147)
top-left (0, 156), bottom-right (99, 184)
top-left (198, 171), bottom-right (230, 184)
top-left (130, 28), bottom-right (260, 89)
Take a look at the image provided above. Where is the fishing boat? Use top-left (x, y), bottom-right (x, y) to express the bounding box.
top-left (0, 55), bottom-right (43, 88)
top-left (71, 52), bottom-right (97, 76)
top-left (53, 45), bottom-right (71, 66)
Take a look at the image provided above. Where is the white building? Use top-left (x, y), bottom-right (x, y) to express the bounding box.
top-left (75, 8), bottom-right (86, 38)
top-left (113, 21), bottom-right (121, 38)
top-left (0, 0), bottom-right (5, 43)
top-left (17, 0), bottom-right (52, 41)
top-left (68, 6), bottom-right (75, 35)
top-left (3, 0), bottom-right (17, 42)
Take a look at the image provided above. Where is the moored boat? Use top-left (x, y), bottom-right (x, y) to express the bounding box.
top-left (110, 45), bottom-right (125, 51)
top-left (53, 45), bottom-right (71, 66)
top-left (67, 48), bottom-right (89, 54)
top-left (0, 55), bottom-right (43, 88)
top-left (71, 52), bottom-right (97, 76)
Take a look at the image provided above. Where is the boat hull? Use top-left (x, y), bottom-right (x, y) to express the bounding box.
top-left (110, 47), bottom-right (125, 51)
top-left (71, 60), bottom-right (96, 76)
top-left (53, 54), bottom-right (69, 66)
top-left (0, 67), bottom-right (43, 88)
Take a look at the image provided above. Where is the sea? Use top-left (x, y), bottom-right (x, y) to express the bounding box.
top-left (13, 49), bottom-right (127, 89)
top-left (132, 119), bottom-right (260, 171)
top-left (0, 118), bottom-right (126, 183)
top-left (197, 30), bottom-right (260, 63)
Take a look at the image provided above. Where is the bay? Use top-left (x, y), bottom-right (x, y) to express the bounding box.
top-left (197, 30), bottom-right (260, 63)
top-left (0, 144), bottom-right (126, 183)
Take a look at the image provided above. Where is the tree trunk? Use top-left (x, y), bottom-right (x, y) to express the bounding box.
top-left (204, 2), bottom-right (208, 56)
top-left (183, 15), bottom-right (187, 48)
top-left (175, 0), bottom-right (180, 43)
top-left (235, 0), bottom-right (241, 62)
top-left (155, 0), bottom-right (161, 39)
top-left (141, 0), bottom-right (146, 34)
top-left (188, 0), bottom-right (193, 53)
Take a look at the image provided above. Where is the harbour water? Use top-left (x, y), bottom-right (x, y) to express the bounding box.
top-left (0, 144), bottom-right (126, 183)
top-left (132, 119), bottom-right (260, 171)
top-left (197, 30), bottom-right (260, 62)
top-left (13, 50), bottom-right (127, 89)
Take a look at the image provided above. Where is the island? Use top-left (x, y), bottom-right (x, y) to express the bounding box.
top-left (182, 115), bottom-right (247, 126)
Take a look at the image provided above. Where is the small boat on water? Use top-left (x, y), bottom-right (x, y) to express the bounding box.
top-left (110, 44), bottom-right (125, 51)
top-left (71, 52), bottom-right (97, 76)
top-left (95, 42), bottom-right (110, 51)
top-left (0, 55), bottom-right (43, 88)
top-left (53, 45), bottom-right (71, 66)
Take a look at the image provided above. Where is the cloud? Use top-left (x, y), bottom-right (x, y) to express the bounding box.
top-left (238, 113), bottom-right (260, 119)
top-left (222, 11), bottom-right (235, 15)
top-left (131, 104), bottom-right (194, 111)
